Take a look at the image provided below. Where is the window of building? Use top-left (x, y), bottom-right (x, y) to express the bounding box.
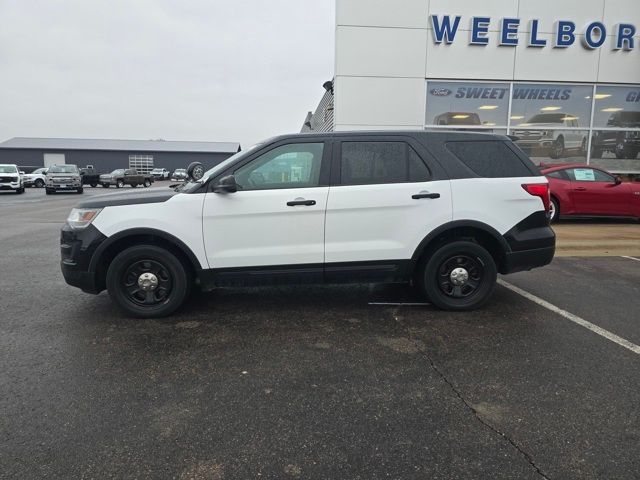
top-left (340, 142), bottom-right (430, 186)
top-left (426, 81), bottom-right (510, 128)
top-left (234, 143), bottom-right (324, 191)
top-left (445, 141), bottom-right (533, 178)
top-left (128, 155), bottom-right (154, 174)
top-left (509, 84), bottom-right (592, 129)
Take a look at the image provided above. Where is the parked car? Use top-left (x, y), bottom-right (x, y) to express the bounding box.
top-left (78, 166), bottom-right (102, 187)
top-left (99, 169), bottom-right (153, 188)
top-left (45, 164), bottom-right (83, 194)
top-left (512, 113), bottom-right (586, 159)
top-left (151, 168), bottom-right (171, 180)
top-left (170, 168), bottom-right (188, 182)
top-left (60, 131), bottom-right (555, 318)
top-left (541, 163), bottom-right (640, 222)
top-left (591, 111), bottom-right (640, 159)
top-left (23, 167), bottom-right (48, 188)
top-left (0, 164), bottom-right (25, 193)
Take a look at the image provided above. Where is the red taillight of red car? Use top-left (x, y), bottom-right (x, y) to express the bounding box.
top-left (522, 183), bottom-right (550, 213)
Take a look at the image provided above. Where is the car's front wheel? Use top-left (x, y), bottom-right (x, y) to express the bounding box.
top-left (419, 241), bottom-right (497, 311)
top-left (116, 180), bottom-right (124, 188)
top-left (549, 197), bottom-right (560, 223)
top-left (35, 179), bottom-right (45, 188)
top-left (106, 245), bottom-right (191, 318)
top-left (550, 136), bottom-right (565, 159)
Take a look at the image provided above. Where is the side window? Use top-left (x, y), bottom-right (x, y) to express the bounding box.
top-left (546, 170), bottom-right (571, 180)
top-left (234, 143), bottom-right (324, 191)
top-left (340, 141), bottom-right (430, 186)
top-left (567, 168), bottom-right (614, 182)
top-left (446, 141), bottom-right (533, 178)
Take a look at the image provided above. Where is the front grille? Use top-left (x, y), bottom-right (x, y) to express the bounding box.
top-left (53, 178), bottom-right (72, 183)
top-left (0, 176), bottom-right (18, 182)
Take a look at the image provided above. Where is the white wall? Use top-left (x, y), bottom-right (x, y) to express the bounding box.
top-left (334, 0), bottom-right (640, 130)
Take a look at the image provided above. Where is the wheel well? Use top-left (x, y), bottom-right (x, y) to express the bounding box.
top-left (94, 234), bottom-right (197, 291)
top-left (412, 226), bottom-right (506, 277)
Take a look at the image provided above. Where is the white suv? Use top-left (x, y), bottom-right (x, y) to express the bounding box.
top-left (0, 164), bottom-right (25, 193)
top-left (60, 131), bottom-right (555, 317)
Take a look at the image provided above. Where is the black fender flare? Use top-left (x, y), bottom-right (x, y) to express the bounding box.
top-left (408, 220), bottom-right (510, 275)
top-left (88, 227), bottom-right (202, 273)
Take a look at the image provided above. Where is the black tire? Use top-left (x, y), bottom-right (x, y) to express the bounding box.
top-left (77, 187), bottom-right (83, 194)
top-left (16, 187), bottom-right (25, 194)
top-left (35, 179), bottom-right (45, 188)
top-left (116, 180), bottom-right (124, 188)
top-left (102, 183), bottom-right (110, 188)
top-left (420, 241), bottom-right (497, 311)
top-left (45, 188), bottom-right (53, 195)
top-left (550, 136), bottom-right (564, 159)
top-left (90, 182), bottom-right (98, 187)
top-left (143, 179), bottom-right (151, 187)
top-left (106, 245), bottom-right (191, 318)
top-left (549, 197), bottom-right (559, 223)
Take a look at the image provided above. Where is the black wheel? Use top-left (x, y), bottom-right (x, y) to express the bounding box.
top-left (549, 197), bottom-right (559, 223)
top-left (102, 183), bottom-right (109, 188)
top-left (90, 182), bottom-right (98, 187)
top-left (34, 179), bottom-right (45, 188)
top-left (550, 136), bottom-right (564, 159)
top-left (143, 179), bottom-right (151, 187)
top-left (16, 187), bottom-right (25, 194)
top-left (77, 187), bottom-right (83, 194)
top-left (420, 241), bottom-right (497, 311)
top-left (116, 180), bottom-right (124, 188)
top-left (106, 245), bottom-right (191, 318)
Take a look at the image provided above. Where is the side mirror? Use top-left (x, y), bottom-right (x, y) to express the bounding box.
top-left (614, 176), bottom-right (622, 185)
top-left (213, 175), bottom-right (238, 193)
top-left (19, 171), bottom-right (25, 175)
top-left (187, 161), bottom-right (205, 181)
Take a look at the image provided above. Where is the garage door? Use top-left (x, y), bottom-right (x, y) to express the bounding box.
top-left (44, 153), bottom-right (65, 167)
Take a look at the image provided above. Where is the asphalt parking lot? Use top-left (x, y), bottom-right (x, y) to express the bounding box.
top-left (1, 185), bottom-right (639, 479)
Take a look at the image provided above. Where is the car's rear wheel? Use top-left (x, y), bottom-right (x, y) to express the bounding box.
top-left (420, 241), bottom-right (497, 311)
top-left (106, 245), bottom-right (191, 318)
top-left (35, 179), bottom-right (45, 188)
top-left (143, 179), bottom-right (151, 187)
top-left (90, 182), bottom-right (98, 187)
top-left (549, 197), bottom-right (559, 223)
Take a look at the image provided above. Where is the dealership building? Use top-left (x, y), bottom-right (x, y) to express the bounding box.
top-left (0, 137), bottom-right (241, 174)
top-left (304, 0), bottom-right (640, 173)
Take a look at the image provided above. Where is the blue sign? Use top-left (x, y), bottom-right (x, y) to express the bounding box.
top-left (430, 15), bottom-right (636, 51)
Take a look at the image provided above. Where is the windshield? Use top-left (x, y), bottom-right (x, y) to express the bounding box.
top-left (110, 169), bottom-right (125, 175)
top-left (176, 144), bottom-right (261, 192)
top-left (48, 165), bottom-right (78, 174)
top-left (174, 169), bottom-right (186, 174)
top-left (33, 168), bottom-right (47, 174)
top-left (0, 165), bottom-right (18, 173)
top-left (151, 168), bottom-right (161, 172)
top-left (525, 114), bottom-right (570, 124)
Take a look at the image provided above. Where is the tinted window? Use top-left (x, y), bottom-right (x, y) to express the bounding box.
top-left (340, 142), bottom-right (430, 185)
top-left (234, 143), bottom-right (324, 191)
top-left (566, 168), bottom-right (615, 182)
top-left (446, 141), bottom-right (533, 178)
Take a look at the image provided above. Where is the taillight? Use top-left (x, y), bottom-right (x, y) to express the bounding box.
top-left (522, 183), bottom-right (550, 213)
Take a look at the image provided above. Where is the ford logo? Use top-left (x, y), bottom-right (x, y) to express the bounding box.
top-left (430, 88), bottom-right (452, 97)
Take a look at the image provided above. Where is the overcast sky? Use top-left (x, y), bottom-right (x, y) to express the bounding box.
top-left (0, 0), bottom-right (335, 148)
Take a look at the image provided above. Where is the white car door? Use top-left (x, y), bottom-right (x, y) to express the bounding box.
top-left (202, 141), bottom-right (330, 274)
top-left (324, 138), bottom-right (452, 280)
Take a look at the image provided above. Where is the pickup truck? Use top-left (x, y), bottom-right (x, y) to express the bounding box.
top-left (80, 167), bottom-right (102, 187)
top-left (99, 169), bottom-right (153, 188)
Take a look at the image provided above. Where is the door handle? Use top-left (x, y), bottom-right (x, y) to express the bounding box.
top-left (287, 198), bottom-right (316, 206)
top-left (412, 192), bottom-right (441, 200)
top-left (573, 187), bottom-right (587, 191)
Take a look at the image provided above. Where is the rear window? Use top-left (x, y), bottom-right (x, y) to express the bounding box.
top-left (445, 141), bottom-right (534, 178)
top-left (340, 141), bottom-right (430, 186)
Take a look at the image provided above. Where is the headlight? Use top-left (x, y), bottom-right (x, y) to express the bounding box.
top-left (67, 208), bottom-right (102, 229)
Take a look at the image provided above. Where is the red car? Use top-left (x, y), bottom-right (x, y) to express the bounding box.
top-left (541, 164), bottom-right (640, 222)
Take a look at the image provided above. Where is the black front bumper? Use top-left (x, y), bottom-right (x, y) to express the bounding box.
top-left (60, 223), bottom-right (107, 293)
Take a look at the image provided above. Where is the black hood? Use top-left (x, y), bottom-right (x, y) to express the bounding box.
top-left (76, 189), bottom-right (178, 209)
